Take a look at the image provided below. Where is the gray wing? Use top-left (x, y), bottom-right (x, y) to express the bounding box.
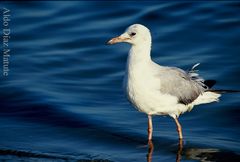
top-left (158, 63), bottom-right (208, 105)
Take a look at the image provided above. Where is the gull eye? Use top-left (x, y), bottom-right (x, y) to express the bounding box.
top-left (130, 32), bottom-right (136, 37)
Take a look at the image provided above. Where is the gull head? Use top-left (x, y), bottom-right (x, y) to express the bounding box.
top-left (107, 24), bottom-right (151, 46)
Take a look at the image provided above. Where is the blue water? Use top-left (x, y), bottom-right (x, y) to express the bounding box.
top-left (1, 1), bottom-right (240, 162)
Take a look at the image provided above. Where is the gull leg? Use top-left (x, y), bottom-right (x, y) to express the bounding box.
top-left (148, 115), bottom-right (153, 140)
top-left (173, 117), bottom-right (183, 139)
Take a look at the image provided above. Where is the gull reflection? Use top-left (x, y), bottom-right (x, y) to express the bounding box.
top-left (176, 139), bottom-right (183, 162)
top-left (147, 139), bottom-right (183, 162)
top-left (146, 139), bottom-right (240, 162)
top-left (147, 140), bottom-right (154, 162)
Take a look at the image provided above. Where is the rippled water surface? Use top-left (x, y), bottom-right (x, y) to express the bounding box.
top-left (1, 1), bottom-right (240, 162)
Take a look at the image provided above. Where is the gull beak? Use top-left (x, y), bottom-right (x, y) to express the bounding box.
top-left (107, 34), bottom-right (130, 45)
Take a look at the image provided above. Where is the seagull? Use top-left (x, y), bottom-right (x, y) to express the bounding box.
top-left (107, 24), bottom-right (238, 140)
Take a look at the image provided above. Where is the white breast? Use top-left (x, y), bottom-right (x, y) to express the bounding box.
top-left (124, 50), bottom-right (185, 116)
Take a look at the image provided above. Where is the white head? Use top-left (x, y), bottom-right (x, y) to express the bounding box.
top-left (107, 24), bottom-right (152, 47)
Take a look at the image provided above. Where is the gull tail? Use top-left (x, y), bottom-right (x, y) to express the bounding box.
top-left (191, 88), bottom-right (240, 108)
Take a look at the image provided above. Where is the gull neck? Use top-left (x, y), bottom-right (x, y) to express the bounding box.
top-left (128, 43), bottom-right (152, 63)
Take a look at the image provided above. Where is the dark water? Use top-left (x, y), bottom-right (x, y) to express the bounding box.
top-left (1, 1), bottom-right (240, 162)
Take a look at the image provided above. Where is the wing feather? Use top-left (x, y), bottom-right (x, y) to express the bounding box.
top-left (159, 64), bottom-right (209, 105)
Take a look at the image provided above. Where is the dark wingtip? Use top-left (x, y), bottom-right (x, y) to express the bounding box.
top-left (204, 80), bottom-right (217, 89)
top-left (208, 89), bottom-right (240, 94)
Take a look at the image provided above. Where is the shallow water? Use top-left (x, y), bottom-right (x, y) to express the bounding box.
top-left (1, 1), bottom-right (240, 162)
